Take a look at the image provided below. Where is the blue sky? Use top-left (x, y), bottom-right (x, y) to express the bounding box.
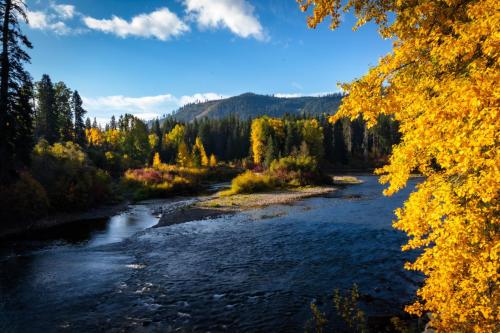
top-left (25, 0), bottom-right (392, 123)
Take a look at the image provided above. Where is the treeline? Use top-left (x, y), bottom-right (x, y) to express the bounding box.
top-left (149, 113), bottom-right (399, 170)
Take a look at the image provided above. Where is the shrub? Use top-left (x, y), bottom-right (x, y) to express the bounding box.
top-left (269, 155), bottom-right (320, 186)
top-left (0, 172), bottom-right (49, 226)
top-left (222, 170), bottom-right (276, 196)
top-left (31, 140), bottom-right (112, 211)
top-left (122, 166), bottom-right (208, 200)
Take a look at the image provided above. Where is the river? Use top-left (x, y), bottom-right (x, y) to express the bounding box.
top-left (0, 175), bottom-right (421, 332)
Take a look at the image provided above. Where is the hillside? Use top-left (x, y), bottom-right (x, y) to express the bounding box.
top-left (166, 93), bottom-right (343, 122)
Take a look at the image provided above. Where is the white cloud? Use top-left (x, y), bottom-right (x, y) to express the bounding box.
top-left (83, 8), bottom-right (189, 41)
top-left (184, 0), bottom-right (266, 40)
top-left (179, 93), bottom-right (226, 105)
top-left (27, 10), bottom-right (70, 35)
top-left (82, 92), bottom-right (227, 122)
top-left (52, 4), bottom-right (75, 19)
top-left (274, 93), bottom-right (303, 98)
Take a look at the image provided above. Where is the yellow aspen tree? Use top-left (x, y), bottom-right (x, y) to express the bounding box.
top-left (209, 154), bottom-right (217, 167)
top-left (193, 137), bottom-right (209, 167)
top-left (152, 152), bottom-right (162, 169)
top-left (251, 117), bottom-right (285, 165)
top-left (251, 117), bottom-right (269, 165)
top-left (85, 128), bottom-right (103, 146)
top-left (177, 141), bottom-right (191, 167)
top-left (165, 124), bottom-right (186, 147)
top-left (298, 0), bottom-right (499, 331)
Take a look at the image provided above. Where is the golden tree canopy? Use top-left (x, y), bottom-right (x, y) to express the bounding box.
top-left (298, 0), bottom-right (499, 331)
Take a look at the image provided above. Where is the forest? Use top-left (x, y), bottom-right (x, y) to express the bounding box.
top-left (0, 70), bottom-right (399, 226)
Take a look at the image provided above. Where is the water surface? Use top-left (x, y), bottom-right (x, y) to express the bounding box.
top-left (0, 176), bottom-right (421, 332)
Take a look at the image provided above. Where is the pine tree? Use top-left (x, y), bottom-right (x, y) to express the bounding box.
top-left (54, 81), bottom-right (73, 142)
top-left (0, 0), bottom-right (33, 182)
top-left (263, 135), bottom-right (276, 168)
top-left (110, 115), bottom-right (117, 130)
top-left (12, 81), bottom-right (34, 168)
top-left (34, 74), bottom-right (58, 143)
top-left (92, 117), bottom-right (98, 129)
top-left (72, 90), bottom-right (86, 146)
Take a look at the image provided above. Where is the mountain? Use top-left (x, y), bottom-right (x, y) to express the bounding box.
top-left (163, 93), bottom-right (343, 123)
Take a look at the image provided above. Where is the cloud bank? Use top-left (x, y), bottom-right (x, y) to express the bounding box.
top-left (184, 0), bottom-right (266, 40)
top-left (83, 8), bottom-right (189, 41)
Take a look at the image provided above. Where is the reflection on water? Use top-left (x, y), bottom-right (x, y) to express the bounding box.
top-left (0, 176), bottom-right (422, 332)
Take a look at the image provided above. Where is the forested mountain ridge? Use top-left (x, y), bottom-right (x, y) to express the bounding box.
top-left (167, 93), bottom-right (343, 122)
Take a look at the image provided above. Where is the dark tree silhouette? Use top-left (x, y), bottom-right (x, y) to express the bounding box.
top-left (0, 0), bottom-right (33, 183)
top-left (35, 74), bottom-right (58, 143)
top-left (72, 90), bottom-right (86, 146)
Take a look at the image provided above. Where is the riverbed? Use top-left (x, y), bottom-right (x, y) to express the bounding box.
top-left (0, 175), bottom-right (421, 332)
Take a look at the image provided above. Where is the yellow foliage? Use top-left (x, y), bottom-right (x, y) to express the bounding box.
top-left (299, 0), bottom-right (499, 331)
top-left (192, 137), bottom-right (209, 167)
top-left (209, 154), bottom-right (217, 167)
top-left (222, 170), bottom-right (275, 196)
top-left (165, 124), bottom-right (186, 147)
top-left (152, 152), bottom-right (162, 169)
top-left (85, 128), bottom-right (104, 146)
top-left (148, 134), bottom-right (159, 150)
top-left (251, 117), bottom-right (284, 165)
top-left (177, 141), bottom-right (191, 167)
top-left (104, 129), bottom-right (122, 146)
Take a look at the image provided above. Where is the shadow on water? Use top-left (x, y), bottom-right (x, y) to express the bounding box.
top-left (0, 176), bottom-right (423, 332)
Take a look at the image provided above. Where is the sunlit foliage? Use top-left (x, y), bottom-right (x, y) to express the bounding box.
top-left (31, 140), bottom-right (111, 211)
top-left (222, 170), bottom-right (276, 196)
top-left (299, 0), bottom-right (499, 330)
top-left (192, 137), bottom-right (209, 167)
top-left (177, 141), bottom-right (191, 167)
top-left (85, 127), bottom-right (104, 146)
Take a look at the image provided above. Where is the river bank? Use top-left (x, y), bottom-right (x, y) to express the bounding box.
top-left (0, 201), bottom-right (130, 239)
top-left (157, 186), bottom-right (338, 227)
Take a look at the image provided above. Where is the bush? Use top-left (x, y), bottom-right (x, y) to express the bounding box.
top-left (0, 172), bottom-right (49, 226)
top-left (122, 166), bottom-right (208, 200)
top-left (269, 155), bottom-right (321, 186)
top-left (222, 170), bottom-right (276, 196)
top-left (31, 140), bottom-right (112, 211)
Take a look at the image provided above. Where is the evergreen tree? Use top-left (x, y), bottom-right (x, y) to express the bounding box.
top-left (333, 120), bottom-right (348, 165)
top-left (85, 117), bottom-right (91, 130)
top-left (35, 74), bottom-right (58, 143)
top-left (0, 0), bottom-right (33, 182)
top-left (110, 115), bottom-right (117, 130)
top-left (12, 81), bottom-right (34, 168)
top-left (72, 90), bottom-right (86, 146)
top-left (54, 81), bottom-right (73, 141)
top-left (263, 135), bottom-right (277, 168)
top-left (92, 117), bottom-right (98, 129)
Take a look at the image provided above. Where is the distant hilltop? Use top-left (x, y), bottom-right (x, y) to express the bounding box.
top-left (159, 92), bottom-right (344, 123)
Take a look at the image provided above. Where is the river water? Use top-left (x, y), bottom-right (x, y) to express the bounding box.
top-left (0, 176), bottom-right (421, 332)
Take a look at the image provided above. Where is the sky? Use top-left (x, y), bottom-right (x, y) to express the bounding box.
top-left (24, 0), bottom-right (392, 124)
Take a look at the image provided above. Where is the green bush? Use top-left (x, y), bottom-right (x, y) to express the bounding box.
top-left (0, 172), bottom-right (49, 225)
top-left (269, 155), bottom-right (321, 186)
top-left (31, 140), bottom-right (112, 211)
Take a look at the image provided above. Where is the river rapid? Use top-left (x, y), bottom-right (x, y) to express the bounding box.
top-left (0, 176), bottom-right (421, 332)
